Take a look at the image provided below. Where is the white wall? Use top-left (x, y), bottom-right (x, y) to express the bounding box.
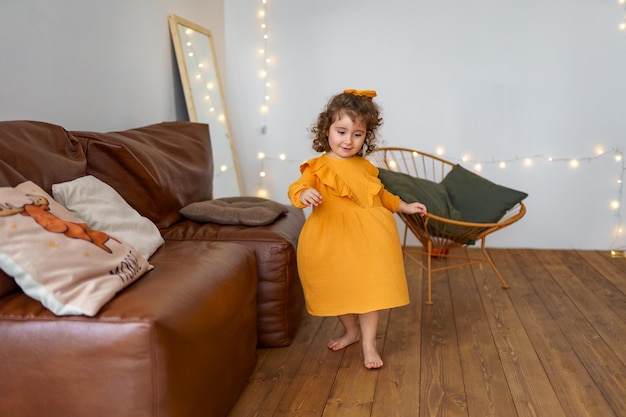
top-left (0, 0), bottom-right (224, 131)
top-left (225, 0), bottom-right (626, 250)
top-left (0, 1), bottom-right (624, 250)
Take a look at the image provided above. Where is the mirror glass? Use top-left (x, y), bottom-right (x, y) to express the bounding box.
top-left (168, 14), bottom-right (242, 198)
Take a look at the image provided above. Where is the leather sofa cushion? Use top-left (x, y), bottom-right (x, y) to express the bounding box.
top-left (0, 240), bottom-right (258, 417)
top-left (72, 121), bottom-right (214, 229)
top-left (162, 205), bottom-right (305, 347)
top-left (0, 120), bottom-right (87, 192)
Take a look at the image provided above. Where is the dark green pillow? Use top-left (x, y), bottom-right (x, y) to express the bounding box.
top-left (442, 164), bottom-right (528, 223)
top-left (378, 168), bottom-right (476, 244)
top-left (377, 168), bottom-right (462, 220)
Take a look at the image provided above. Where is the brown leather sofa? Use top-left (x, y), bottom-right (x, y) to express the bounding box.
top-left (0, 120), bottom-right (305, 417)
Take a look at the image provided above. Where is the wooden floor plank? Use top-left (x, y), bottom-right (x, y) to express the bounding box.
top-left (491, 249), bottom-right (618, 417)
top-left (470, 249), bottom-right (567, 417)
top-left (227, 312), bottom-right (325, 417)
top-left (575, 250), bottom-right (626, 305)
top-left (420, 253), bottom-right (468, 417)
top-left (228, 249), bottom-right (626, 417)
top-left (371, 248), bottom-right (423, 417)
top-left (273, 317), bottom-right (345, 417)
top-left (526, 249), bottom-right (626, 416)
top-left (447, 250), bottom-right (517, 417)
top-left (548, 250), bottom-right (626, 363)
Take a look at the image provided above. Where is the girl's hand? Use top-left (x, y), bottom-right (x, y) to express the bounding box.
top-left (300, 188), bottom-right (322, 207)
top-left (398, 201), bottom-right (427, 216)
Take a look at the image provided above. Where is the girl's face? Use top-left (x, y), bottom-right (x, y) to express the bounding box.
top-left (326, 114), bottom-right (366, 160)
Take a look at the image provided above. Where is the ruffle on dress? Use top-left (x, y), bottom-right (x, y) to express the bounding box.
top-left (300, 157), bottom-right (384, 208)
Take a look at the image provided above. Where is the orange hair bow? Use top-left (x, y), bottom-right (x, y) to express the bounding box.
top-left (343, 89), bottom-right (377, 99)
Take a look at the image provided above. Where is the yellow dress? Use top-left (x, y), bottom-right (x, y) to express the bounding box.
top-left (288, 154), bottom-right (410, 316)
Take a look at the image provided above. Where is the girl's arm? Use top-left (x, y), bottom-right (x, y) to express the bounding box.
top-left (398, 200), bottom-right (427, 216)
top-left (288, 168), bottom-right (320, 208)
top-left (380, 188), bottom-right (427, 216)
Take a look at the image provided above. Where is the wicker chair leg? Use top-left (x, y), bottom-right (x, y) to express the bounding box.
top-left (426, 241), bottom-right (434, 305)
top-left (481, 240), bottom-right (509, 289)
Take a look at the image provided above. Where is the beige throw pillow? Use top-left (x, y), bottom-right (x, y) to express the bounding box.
top-left (0, 181), bottom-right (153, 316)
top-left (52, 175), bottom-right (164, 259)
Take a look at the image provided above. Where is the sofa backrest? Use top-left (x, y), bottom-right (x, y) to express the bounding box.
top-left (0, 120), bottom-right (88, 192)
top-left (72, 121), bottom-right (214, 229)
top-left (0, 120), bottom-right (89, 298)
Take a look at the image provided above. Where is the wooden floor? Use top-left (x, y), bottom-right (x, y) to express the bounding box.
top-left (228, 247), bottom-right (626, 417)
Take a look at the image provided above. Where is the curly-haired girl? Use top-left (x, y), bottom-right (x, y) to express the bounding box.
top-left (288, 89), bottom-right (427, 369)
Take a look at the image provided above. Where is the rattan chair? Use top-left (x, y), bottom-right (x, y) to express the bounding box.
top-left (367, 147), bottom-right (526, 304)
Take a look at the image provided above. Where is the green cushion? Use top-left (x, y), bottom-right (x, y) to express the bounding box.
top-left (442, 164), bottom-right (528, 223)
top-left (378, 168), bottom-right (462, 220)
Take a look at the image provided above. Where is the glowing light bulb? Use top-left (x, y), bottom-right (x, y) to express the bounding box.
top-left (569, 159), bottom-right (579, 168)
top-left (435, 147), bottom-right (444, 156)
top-left (204, 95), bottom-right (210, 101)
top-left (186, 41), bottom-right (192, 47)
top-left (206, 82), bottom-right (214, 90)
top-left (499, 161), bottom-right (506, 169)
top-left (615, 152), bottom-right (623, 162)
top-left (524, 158), bottom-right (533, 168)
top-left (547, 156), bottom-right (553, 162)
top-left (260, 105), bottom-right (269, 114)
top-left (257, 188), bottom-right (269, 198)
top-left (259, 171), bottom-right (266, 177)
top-left (220, 165), bottom-right (228, 172)
top-left (610, 200), bottom-right (621, 210)
top-left (474, 163), bottom-right (482, 172)
top-left (259, 70), bottom-right (267, 79)
top-left (185, 29), bottom-right (193, 36)
top-left (265, 95), bottom-right (270, 101)
top-left (188, 52), bottom-right (194, 57)
top-left (218, 114), bottom-right (226, 123)
top-left (257, 152), bottom-right (266, 160)
top-left (388, 160), bottom-right (398, 170)
top-left (195, 74), bottom-right (201, 80)
top-left (279, 153), bottom-right (286, 160)
top-left (595, 146), bottom-right (604, 155)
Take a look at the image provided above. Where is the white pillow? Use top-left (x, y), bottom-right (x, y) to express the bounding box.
top-left (52, 175), bottom-right (164, 259)
top-left (0, 181), bottom-right (153, 316)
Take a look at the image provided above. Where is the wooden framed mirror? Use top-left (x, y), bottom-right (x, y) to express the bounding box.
top-left (168, 14), bottom-right (242, 198)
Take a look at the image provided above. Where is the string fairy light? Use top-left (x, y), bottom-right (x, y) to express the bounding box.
top-left (256, 0), bottom-right (271, 198)
top-left (255, 146), bottom-right (626, 254)
top-left (620, 0), bottom-right (626, 32)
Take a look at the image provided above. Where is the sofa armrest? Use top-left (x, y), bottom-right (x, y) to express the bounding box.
top-left (162, 205), bottom-right (305, 347)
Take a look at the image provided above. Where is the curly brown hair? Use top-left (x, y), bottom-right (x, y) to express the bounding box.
top-left (310, 92), bottom-right (383, 156)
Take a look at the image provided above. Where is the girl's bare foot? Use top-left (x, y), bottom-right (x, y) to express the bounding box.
top-left (363, 343), bottom-right (383, 369)
top-left (327, 331), bottom-right (360, 351)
